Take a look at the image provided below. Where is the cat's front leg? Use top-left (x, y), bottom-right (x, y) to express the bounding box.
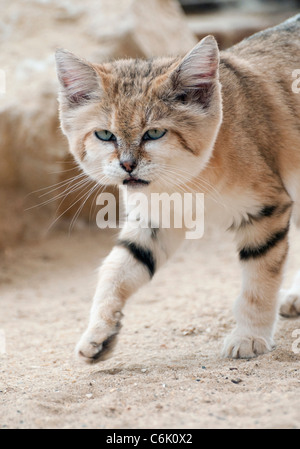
top-left (223, 202), bottom-right (292, 359)
top-left (76, 224), bottom-right (183, 363)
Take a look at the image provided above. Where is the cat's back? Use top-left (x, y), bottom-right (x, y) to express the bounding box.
top-left (216, 15), bottom-right (300, 214)
top-left (219, 14), bottom-right (300, 125)
top-left (226, 14), bottom-right (300, 69)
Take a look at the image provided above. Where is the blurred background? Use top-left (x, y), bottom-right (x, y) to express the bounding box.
top-left (0, 0), bottom-right (299, 252)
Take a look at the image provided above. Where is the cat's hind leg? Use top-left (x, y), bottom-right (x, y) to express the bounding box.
top-left (223, 198), bottom-right (293, 359)
top-left (279, 187), bottom-right (300, 317)
top-left (280, 271), bottom-right (300, 317)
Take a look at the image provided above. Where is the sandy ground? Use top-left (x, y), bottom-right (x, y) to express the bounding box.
top-left (0, 224), bottom-right (299, 429)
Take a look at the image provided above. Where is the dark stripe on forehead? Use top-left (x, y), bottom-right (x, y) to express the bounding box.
top-left (118, 239), bottom-right (156, 278)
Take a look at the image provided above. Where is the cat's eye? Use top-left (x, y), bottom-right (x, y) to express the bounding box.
top-left (143, 129), bottom-right (167, 141)
top-left (95, 130), bottom-right (117, 142)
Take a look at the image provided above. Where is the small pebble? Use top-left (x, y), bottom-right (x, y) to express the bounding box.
top-left (86, 393), bottom-right (93, 399)
top-left (141, 368), bottom-right (147, 373)
top-left (231, 378), bottom-right (242, 385)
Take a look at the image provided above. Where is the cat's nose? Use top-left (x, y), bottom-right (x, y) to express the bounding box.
top-left (120, 158), bottom-right (137, 173)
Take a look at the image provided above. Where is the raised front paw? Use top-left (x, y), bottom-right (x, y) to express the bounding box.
top-left (76, 319), bottom-right (122, 364)
top-left (222, 332), bottom-right (275, 359)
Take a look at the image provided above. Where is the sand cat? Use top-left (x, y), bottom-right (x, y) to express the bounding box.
top-left (55, 15), bottom-right (300, 362)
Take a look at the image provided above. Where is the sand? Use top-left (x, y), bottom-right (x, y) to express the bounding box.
top-left (0, 224), bottom-right (299, 429)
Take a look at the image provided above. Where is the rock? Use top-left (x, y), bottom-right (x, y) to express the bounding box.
top-left (87, 0), bottom-right (197, 60)
top-left (231, 378), bottom-right (243, 385)
top-left (0, 0), bottom-right (196, 250)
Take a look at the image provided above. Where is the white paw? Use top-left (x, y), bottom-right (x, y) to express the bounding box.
top-left (222, 332), bottom-right (275, 359)
top-left (280, 291), bottom-right (300, 317)
top-left (76, 320), bottom-right (122, 364)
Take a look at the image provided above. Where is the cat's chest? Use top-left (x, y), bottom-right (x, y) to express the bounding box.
top-left (204, 189), bottom-right (263, 231)
top-left (123, 187), bottom-right (262, 234)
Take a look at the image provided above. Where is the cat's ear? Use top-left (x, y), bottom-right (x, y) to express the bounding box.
top-left (55, 49), bottom-right (101, 106)
top-left (169, 36), bottom-right (219, 108)
top-left (174, 36), bottom-right (219, 89)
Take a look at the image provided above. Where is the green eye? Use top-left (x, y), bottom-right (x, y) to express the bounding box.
top-left (95, 130), bottom-right (117, 142)
top-left (143, 129), bottom-right (167, 141)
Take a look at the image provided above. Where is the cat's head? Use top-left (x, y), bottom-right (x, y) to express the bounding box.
top-left (55, 36), bottom-right (222, 192)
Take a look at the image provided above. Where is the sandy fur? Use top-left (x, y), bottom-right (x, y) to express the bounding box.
top-left (56, 16), bottom-right (300, 362)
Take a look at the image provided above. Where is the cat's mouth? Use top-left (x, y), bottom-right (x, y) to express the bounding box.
top-left (123, 177), bottom-right (150, 188)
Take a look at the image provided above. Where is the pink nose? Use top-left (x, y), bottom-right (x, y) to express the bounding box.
top-left (120, 159), bottom-right (137, 173)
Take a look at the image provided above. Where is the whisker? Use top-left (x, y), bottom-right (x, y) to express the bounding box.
top-left (69, 183), bottom-right (100, 234)
top-left (26, 172), bottom-right (87, 201)
top-left (157, 166), bottom-right (217, 202)
top-left (88, 182), bottom-right (113, 224)
top-left (47, 184), bottom-right (97, 232)
top-left (68, 175), bottom-right (111, 233)
top-left (48, 166), bottom-right (80, 175)
top-left (49, 173), bottom-right (110, 232)
top-left (25, 177), bottom-right (92, 211)
top-left (157, 163), bottom-right (226, 208)
top-left (38, 173), bottom-right (87, 198)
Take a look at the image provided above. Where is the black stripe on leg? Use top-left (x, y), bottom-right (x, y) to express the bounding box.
top-left (259, 205), bottom-right (278, 218)
top-left (255, 203), bottom-right (293, 221)
top-left (118, 240), bottom-right (156, 278)
top-left (239, 226), bottom-right (289, 261)
top-left (230, 202), bottom-right (293, 231)
top-left (240, 205), bottom-right (278, 227)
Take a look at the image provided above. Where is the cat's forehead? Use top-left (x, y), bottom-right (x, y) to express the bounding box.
top-left (112, 57), bottom-right (176, 76)
top-left (92, 58), bottom-right (178, 133)
top-left (105, 57), bottom-right (178, 96)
